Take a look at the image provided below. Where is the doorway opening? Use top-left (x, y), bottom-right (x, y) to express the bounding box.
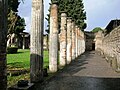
top-left (92, 43), bottom-right (95, 50)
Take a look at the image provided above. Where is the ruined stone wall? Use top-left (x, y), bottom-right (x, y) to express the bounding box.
top-left (95, 31), bottom-right (104, 52)
top-left (48, 3), bottom-right (86, 73)
top-left (95, 26), bottom-right (120, 71)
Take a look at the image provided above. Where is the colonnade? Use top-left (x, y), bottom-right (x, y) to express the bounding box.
top-left (0, 1), bottom-right (86, 89)
top-left (49, 3), bottom-right (86, 72)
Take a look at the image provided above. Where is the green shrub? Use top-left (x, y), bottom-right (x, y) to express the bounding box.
top-left (7, 47), bottom-right (18, 54)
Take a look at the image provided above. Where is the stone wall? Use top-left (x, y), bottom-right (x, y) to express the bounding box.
top-left (95, 26), bottom-right (120, 71)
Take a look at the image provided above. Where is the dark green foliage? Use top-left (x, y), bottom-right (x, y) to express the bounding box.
top-left (46, 0), bottom-right (87, 33)
top-left (7, 47), bottom-right (18, 54)
top-left (8, 0), bottom-right (20, 12)
top-left (8, 11), bottom-right (26, 34)
top-left (8, 0), bottom-right (26, 35)
top-left (14, 17), bottom-right (26, 34)
top-left (91, 27), bottom-right (103, 33)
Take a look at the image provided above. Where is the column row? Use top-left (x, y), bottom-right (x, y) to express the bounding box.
top-left (49, 2), bottom-right (86, 72)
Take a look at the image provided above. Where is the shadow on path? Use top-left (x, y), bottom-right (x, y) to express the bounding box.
top-left (35, 51), bottom-right (120, 90)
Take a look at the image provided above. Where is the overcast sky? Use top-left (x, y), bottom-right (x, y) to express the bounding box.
top-left (18, 0), bottom-right (120, 32)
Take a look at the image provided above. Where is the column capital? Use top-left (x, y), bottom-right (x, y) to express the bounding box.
top-left (67, 17), bottom-right (72, 22)
top-left (75, 25), bottom-right (78, 28)
top-left (61, 11), bottom-right (67, 17)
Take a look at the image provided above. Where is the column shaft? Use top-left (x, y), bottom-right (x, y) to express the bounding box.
top-left (71, 22), bottom-right (76, 60)
top-left (59, 13), bottom-right (67, 67)
top-left (75, 26), bottom-right (78, 57)
top-left (30, 0), bottom-right (44, 82)
top-left (49, 3), bottom-right (58, 72)
top-left (67, 18), bottom-right (72, 64)
top-left (77, 28), bottom-right (80, 56)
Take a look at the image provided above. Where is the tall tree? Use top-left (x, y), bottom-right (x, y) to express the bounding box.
top-left (46, 0), bottom-right (87, 33)
top-left (0, 0), bottom-right (8, 89)
top-left (7, 0), bottom-right (26, 47)
top-left (8, 11), bottom-right (25, 34)
top-left (8, 0), bottom-right (20, 12)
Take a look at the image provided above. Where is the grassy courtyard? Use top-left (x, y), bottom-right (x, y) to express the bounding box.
top-left (7, 49), bottom-right (49, 69)
top-left (7, 49), bottom-right (49, 87)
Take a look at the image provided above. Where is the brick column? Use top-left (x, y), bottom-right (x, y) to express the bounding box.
top-left (77, 28), bottom-right (80, 56)
top-left (67, 18), bottom-right (72, 64)
top-left (49, 2), bottom-right (58, 72)
top-left (80, 31), bottom-right (84, 54)
top-left (30, 0), bottom-right (44, 82)
top-left (59, 12), bottom-right (67, 67)
top-left (75, 26), bottom-right (78, 58)
top-left (79, 30), bottom-right (82, 55)
top-left (71, 21), bottom-right (76, 60)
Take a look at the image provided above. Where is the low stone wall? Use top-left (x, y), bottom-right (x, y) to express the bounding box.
top-left (95, 26), bottom-right (120, 71)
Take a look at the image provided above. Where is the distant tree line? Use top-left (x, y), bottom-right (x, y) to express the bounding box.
top-left (91, 27), bottom-right (103, 33)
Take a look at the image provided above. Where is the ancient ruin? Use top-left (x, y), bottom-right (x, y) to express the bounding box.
top-left (75, 26), bottom-right (78, 58)
top-left (59, 12), bottom-right (67, 66)
top-left (0, 0), bottom-right (120, 89)
top-left (67, 18), bottom-right (72, 64)
top-left (49, 2), bottom-right (58, 72)
top-left (30, 0), bottom-right (44, 82)
top-left (95, 20), bottom-right (120, 71)
top-left (71, 21), bottom-right (76, 60)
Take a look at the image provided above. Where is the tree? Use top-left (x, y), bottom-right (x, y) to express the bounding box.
top-left (8, 0), bottom-right (20, 12)
top-left (46, 0), bottom-right (87, 33)
top-left (0, 0), bottom-right (8, 89)
top-left (0, 1), bottom-right (24, 89)
top-left (7, 0), bottom-right (26, 47)
top-left (8, 10), bottom-right (25, 34)
top-left (92, 27), bottom-right (103, 33)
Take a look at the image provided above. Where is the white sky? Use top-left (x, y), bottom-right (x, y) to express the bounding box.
top-left (18, 0), bottom-right (51, 33)
top-left (83, 0), bottom-right (120, 31)
top-left (18, 0), bottom-right (120, 32)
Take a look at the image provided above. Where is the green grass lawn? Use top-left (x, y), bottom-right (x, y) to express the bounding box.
top-left (7, 49), bottom-right (49, 69)
top-left (7, 49), bottom-right (49, 87)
